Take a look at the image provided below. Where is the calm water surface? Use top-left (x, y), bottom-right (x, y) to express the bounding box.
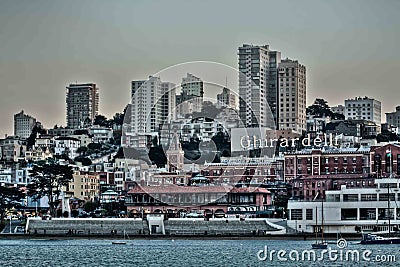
top-left (0, 238), bottom-right (399, 266)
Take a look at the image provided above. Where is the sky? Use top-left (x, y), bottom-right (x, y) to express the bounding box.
top-left (0, 0), bottom-right (399, 137)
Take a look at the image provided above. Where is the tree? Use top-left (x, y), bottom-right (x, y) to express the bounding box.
top-left (94, 115), bottom-right (110, 127)
top-left (27, 164), bottom-right (73, 217)
top-left (0, 186), bottom-right (25, 224)
top-left (27, 125), bottom-right (46, 148)
top-left (306, 98), bottom-right (332, 118)
top-left (113, 112), bottom-right (125, 126)
top-left (148, 146), bottom-right (167, 167)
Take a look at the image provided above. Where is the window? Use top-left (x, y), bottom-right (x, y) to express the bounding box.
top-left (343, 194), bottom-right (358, 202)
top-left (306, 209), bottom-right (313, 220)
top-left (361, 194), bottom-right (377, 201)
top-left (360, 208), bottom-right (376, 220)
top-left (378, 208), bottom-right (394, 220)
top-left (290, 209), bottom-right (303, 220)
top-left (379, 193), bottom-right (395, 202)
top-left (341, 208), bottom-right (357, 220)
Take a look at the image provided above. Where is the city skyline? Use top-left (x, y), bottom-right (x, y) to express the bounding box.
top-left (1, 0), bottom-right (400, 137)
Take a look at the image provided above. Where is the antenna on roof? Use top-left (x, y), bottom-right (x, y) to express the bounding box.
top-left (225, 76), bottom-right (228, 87)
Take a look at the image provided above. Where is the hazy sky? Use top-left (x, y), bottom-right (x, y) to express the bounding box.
top-left (1, 0), bottom-right (399, 137)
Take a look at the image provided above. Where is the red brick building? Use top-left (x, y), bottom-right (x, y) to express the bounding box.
top-left (370, 143), bottom-right (400, 177)
top-left (284, 149), bottom-right (370, 181)
top-left (291, 174), bottom-right (375, 201)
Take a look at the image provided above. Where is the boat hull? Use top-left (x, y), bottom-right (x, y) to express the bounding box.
top-left (361, 239), bottom-right (400, 245)
top-left (312, 243), bottom-right (328, 249)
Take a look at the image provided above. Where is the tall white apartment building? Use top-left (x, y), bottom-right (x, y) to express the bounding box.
top-left (131, 76), bottom-right (176, 135)
top-left (277, 59), bottom-right (307, 134)
top-left (66, 83), bottom-right (99, 129)
top-left (344, 96), bottom-right (381, 125)
top-left (238, 44), bottom-right (281, 128)
top-left (14, 110), bottom-right (37, 138)
top-left (217, 87), bottom-right (236, 109)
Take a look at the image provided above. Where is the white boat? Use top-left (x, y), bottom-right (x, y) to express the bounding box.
top-left (112, 230), bottom-right (130, 245)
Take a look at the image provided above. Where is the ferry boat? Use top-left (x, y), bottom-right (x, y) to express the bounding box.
top-left (287, 177), bottom-right (400, 235)
top-left (360, 233), bottom-right (400, 244)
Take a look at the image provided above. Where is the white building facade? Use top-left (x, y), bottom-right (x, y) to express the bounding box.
top-left (345, 96), bottom-right (381, 126)
top-left (14, 110), bottom-right (37, 139)
top-left (238, 44), bottom-right (281, 128)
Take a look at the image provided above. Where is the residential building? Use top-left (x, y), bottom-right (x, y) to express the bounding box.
top-left (66, 83), bottom-right (99, 129)
top-left (181, 73), bottom-right (203, 98)
top-left (386, 106), bottom-right (400, 129)
top-left (88, 126), bottom-right (113, 143)
top-left (325, 120), bottom-right (379, 139)
top-left (176, 73), bottom-right (204, 117)
top-left (331, 105), bottom-right (345, 115)
top-left (0, 136), bottom-right (27, 162)
top-left (161, 82), bottom-right (177, 123)
top-left (48, 127), bottom-right (75, 137)
top-left (216, 87), bottom-right (236, 109)
top-left (14, 110), bottom-right (37, 139)
top-left (278, 59), bottom-right (307, 134)
top-left (131, 76), bottom-right (162, 135)
top-left (344, 96), bottom-right (381, 126)
top-left (180, 117), bottom-right (224, 142)
top-left (238, 44), bottom-right (281, 128)
top-left (54, 136), bottom-right (81, 159)
top-left (69, 172), bottom-right (100, 201)
top-left (35, 135), bottom-right (55, 148)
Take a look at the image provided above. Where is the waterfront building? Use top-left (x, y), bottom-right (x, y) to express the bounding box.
top-left (66, 83), bottom-right (99, 129)
top-left (125, 184), bottom-right (272, 217)
top-left (287, 177), bottom-right (400, 234)
top-left (14, 110), bottom-right (37, 139)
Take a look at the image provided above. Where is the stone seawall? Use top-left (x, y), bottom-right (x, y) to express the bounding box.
top-left (26, 218), bottom-right (149, 236)
top-left (26, 218), bottom-right (286, 237)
